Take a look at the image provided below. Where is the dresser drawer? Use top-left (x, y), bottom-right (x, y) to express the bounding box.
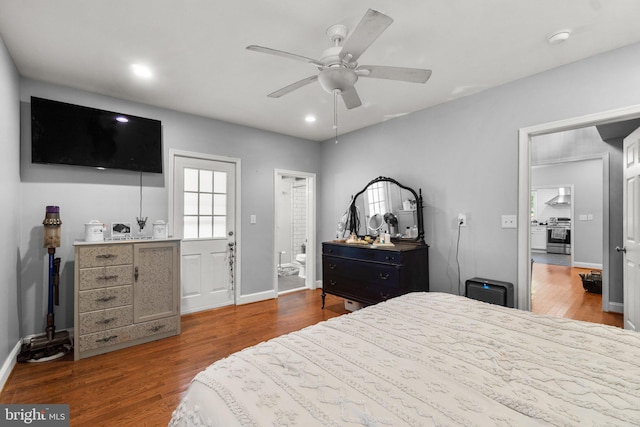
top-left (79, 285), bottom-right (133, 312)
top-left (324, 255), bottom-right (401, 284)
top-left (323, 274), bottom-right (400, 304)
top-left (78, 244), bottom-right (133, 268)
top-left (78, 265), bottom-right (133, 290)
top-left (79, 305), bottom-right (133, 335)
top-left (78, 325), bottom-right (135, 353)
top-left (323, 243), bottom-right (404, 265)
top-left (132, 316), bottom-right (179, 340)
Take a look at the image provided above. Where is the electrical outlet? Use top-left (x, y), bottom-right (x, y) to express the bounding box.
top-left (458, 213), bottom-right (467, 227)
top-left (250, 214), bottom-right (257, 224)
top-left (501, 215), bottom-right (517, 228)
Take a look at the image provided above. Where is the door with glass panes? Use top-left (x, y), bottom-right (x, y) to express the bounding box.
top-left (173, 155), bottom-right (236, 313)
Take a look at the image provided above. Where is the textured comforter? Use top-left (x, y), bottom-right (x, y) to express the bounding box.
top-left (170, 292), bottom-right (640, 426)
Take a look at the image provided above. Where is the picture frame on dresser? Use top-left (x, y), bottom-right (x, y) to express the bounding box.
top-left (111, 222), bottom-right (132, 238)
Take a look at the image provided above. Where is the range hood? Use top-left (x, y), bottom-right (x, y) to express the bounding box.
top-left (546, 187), bottom-right (571, 205)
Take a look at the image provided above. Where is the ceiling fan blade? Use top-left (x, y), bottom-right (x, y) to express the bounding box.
top-left (357, 65), bottom-right (432, 83)
top-left (267, 75), bottom-right (319, 98)
top-left (247, 45), bottom-right (324, 68)
top-left (340, 87), bottom-right (362, 109)
top-left (339, 9), bottom-right (393, 63)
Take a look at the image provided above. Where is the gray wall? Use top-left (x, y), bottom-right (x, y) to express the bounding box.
top-left (319, 42), bottom-right (640, 304)
top-left (0, 35), bottom-right (21, 368)
top-left (18, 79), bottom-right (322, 337)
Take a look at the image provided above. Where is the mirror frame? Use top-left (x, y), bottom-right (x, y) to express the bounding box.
top-left (348, 176), bottom-right (425, 244)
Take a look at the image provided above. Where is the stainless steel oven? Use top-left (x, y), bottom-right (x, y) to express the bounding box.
top-left (547, 217), bottom-right (571, 254)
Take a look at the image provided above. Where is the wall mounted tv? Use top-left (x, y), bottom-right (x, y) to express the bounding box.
top-left (31, 96), bottom-right (163, 173)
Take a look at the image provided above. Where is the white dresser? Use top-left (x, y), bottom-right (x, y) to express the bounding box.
top-left (73, 238), bottom-right (181, 360)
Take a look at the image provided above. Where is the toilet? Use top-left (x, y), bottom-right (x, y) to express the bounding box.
top-left (295, 253), bottom-right (306, 279)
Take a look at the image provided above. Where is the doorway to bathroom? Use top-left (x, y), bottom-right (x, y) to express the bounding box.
top-left (274, 170), bottom-right (316, 295)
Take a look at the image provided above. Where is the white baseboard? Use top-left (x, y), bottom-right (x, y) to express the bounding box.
top-left (237, 289), bottom-right (276, 305)
top-left (314, 280), bottom-right (322, 290)
top-left (608, 302), bottom-right (624, 314)
top-left (573, 262), bottom-right (603, 270)
top-left (0, 340), bottom-right (21, 393)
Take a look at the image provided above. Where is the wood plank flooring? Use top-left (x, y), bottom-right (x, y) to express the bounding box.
top-left (531, 262), bottom-right (623, 327)
top-left (0, 290), bottom-right (348, 426)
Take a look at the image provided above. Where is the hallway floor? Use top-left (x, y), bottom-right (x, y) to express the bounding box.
top-left (531, 262), bottom-right (622, 328)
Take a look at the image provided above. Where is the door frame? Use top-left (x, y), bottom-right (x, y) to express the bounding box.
top-left (168, 149), bottom-right (242, 304)
top-left (518, 105), bottom-right (640, 312)
top-left (273, 169), bottom-right (317, 294)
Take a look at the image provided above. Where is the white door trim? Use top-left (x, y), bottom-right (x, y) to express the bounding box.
top-left (518, 104), bottom-right (640, 311)
top-left (273, 169), bottom-right (317, 294)
top-left (169, 149), bottom-right (242, 304)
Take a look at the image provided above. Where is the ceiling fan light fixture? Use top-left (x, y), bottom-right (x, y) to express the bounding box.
top-left (318, 68), bottom-right (358, 94)
top-left (547, 30), bottom-right (572, 45)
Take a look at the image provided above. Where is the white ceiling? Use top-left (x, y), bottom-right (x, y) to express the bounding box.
top-left (2, 1), bottom-right (640, 141)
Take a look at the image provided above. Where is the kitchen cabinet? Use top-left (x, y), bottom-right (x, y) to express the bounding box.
top-left (531, 225), bottom-right (547, 251)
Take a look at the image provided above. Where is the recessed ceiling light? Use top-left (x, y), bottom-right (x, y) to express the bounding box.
top-left (548, 30), bottom-right (572, 45)
top-left (131, 63), bottom-right (153, 78)
top-left (115, 116), bottom-right (129, 123)
top-left (305, 115), bottom-right (316, 123)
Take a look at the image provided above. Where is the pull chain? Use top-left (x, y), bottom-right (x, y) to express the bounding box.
top-left (333, 89), bottom-right (339, 144)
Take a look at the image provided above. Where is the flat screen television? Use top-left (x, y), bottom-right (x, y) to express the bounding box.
top-left (31, 96), bottom-right (163, 173)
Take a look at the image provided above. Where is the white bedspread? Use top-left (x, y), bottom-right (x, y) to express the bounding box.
top-left (170, 292), bottom-right (640, 426)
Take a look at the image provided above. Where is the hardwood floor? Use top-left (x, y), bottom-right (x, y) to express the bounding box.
top-left (0, 290), bottom-right (348, 426)
top-left (531, 262), bottom-right (623, 327)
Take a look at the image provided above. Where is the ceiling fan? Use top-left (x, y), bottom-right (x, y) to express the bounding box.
top-left (246, 9), bottom-right (432, 110)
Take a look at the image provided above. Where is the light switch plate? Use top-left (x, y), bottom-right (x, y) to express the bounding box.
top-left (250, 215), bottom-right (257, 224)
top-left (501, 215), bottom-right (517, 228)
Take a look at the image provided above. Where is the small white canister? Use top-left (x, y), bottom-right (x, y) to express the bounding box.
top-left (85, 220), bottom-right (105, 242)
top-left (153, 220), bottom-right (168, 239)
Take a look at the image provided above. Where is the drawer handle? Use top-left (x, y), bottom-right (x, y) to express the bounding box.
top-left (95, 335), bottom-right (118, 343)
top-left (329, 280), bottom-right (337, 286)
top-left (96, 254), bottom-right (117, 259)
top-left (149, 325), bottom-right (166, 333)
top-left (134, 267), bottom-right (139, 282)
top-left (97, 275), bottom-right (119, 281)
top-left (97, 317), bottom-right (117, 325)
top-left (326, 248), bottom-right (333, 253)
top-left (96, 295), bottom-right (117, 303)
top-left (380, 293), bottom-right (391, 300)
top-left (329, 263), bottom-right (337, 270)
top-left (379, 273), bottom-right (390, 280)
top-left (385, 256), bottom-right (395, 261)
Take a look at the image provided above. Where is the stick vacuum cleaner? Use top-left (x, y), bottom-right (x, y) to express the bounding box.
top-left (17, 206), bottom-right (73, 362)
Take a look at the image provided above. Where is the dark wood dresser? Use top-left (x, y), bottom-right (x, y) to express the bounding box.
top-left (322, 241), bottom-right (429, 308)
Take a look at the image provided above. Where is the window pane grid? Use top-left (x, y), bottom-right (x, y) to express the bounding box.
top-left (183, 168), bottom-right (229, 239)
top-left (367, 182), bottom-right (387, 216)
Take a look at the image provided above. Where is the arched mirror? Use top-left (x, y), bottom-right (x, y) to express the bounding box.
top-left (345, 176), bottom-right (425, 244)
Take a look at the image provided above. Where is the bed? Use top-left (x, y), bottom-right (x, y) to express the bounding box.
top-left (170, 292), bottom-right (640, 426)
